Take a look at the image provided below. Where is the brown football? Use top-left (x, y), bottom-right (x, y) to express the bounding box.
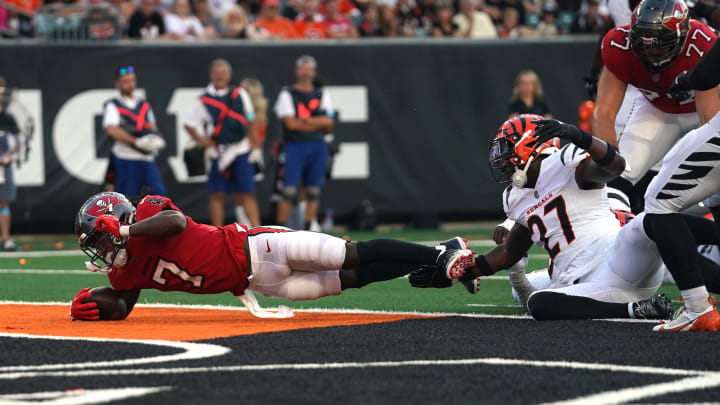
top-left (87, 287), bottom-right (128, 321)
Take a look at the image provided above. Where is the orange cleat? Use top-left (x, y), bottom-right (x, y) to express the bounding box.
top-left (653, 296), bottom-right (720, 332)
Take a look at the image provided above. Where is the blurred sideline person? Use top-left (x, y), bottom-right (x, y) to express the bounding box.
top-left (274, 55), bottom-right (334, 230)
top-left (507, 70), bottom-right (551, 119)
top-left (236, 77), bottom-right (268, 226)
top-left (68, 191), bottom-right (475, 320)
top-left (184, 59), bottom-right (261, 227)
top-left (102, 66), bottom-right (167, 199)
top-left (0, 78), bottom-right (20, 251)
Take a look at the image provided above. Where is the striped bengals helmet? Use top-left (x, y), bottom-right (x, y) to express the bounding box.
top-left (489, 114), bottom-right (559, 184)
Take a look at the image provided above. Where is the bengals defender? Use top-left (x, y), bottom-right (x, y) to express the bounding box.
top-left (594, 0), bottom-right (720, 207)
top-left (69, 192), bottom-right (474, 321)
top-left (412, 115), bottom-right (720, 323)
top-left (629, 33), bottom-right (720, 331)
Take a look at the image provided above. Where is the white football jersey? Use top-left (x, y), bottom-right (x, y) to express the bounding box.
top-left (503, 145), bottom-right (621, 285)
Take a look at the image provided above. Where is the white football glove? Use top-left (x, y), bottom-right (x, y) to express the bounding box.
top-left (248, 148), bottom-right (264, 166)
top-left (135, 134), bottom-right (166, 153)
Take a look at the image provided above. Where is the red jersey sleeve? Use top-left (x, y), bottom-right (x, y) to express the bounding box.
top-left (601, 25), bottom-right (633, 84)
top-left (135, 195), bottom-right (182, 221)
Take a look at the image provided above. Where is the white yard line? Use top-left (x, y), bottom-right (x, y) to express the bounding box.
top-left (0, 387), bottom-right (173, 405)
top-left (0, 356), bottom-right (709, 380)
top-left (0, 333), bottom-right (230, 372)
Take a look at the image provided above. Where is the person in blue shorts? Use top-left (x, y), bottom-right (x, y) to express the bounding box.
top-left (184, 59), bottom-right (261, 227)
top-left (102, 66), bottom-right (167, 199)
top-left (273, 55), bottom-right (335, 230)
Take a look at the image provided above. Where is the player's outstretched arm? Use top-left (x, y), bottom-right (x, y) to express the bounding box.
top-left (469, 223), bottom-right (533, 278)
top-left (128, 210), bottom-right (187, 238)
top-left (532, 119), bottom-right (626, 189)
top-left (591, 68), bottom-right (626, 147)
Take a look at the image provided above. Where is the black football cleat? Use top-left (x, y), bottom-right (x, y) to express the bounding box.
top-left (437, 248), bottom-right (475, 279)
top-left (437, 237), bottom-right (480, 294)
top-left (633, 294), bottom-right (673, 320)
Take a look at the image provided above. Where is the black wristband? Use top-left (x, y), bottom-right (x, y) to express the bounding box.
top-left (474, 255), bottom-right (494, 277)
top-left (594, 143), bottom-right (617, 167)
top-left (577, 129), bottom-right (593, 150)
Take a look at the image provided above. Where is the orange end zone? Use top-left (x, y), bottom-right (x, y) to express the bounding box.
top-left (1, 304), bottom-right (434, 341)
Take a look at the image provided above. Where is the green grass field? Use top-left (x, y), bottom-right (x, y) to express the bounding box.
top-left (0, 228), bottom-right (696, 315)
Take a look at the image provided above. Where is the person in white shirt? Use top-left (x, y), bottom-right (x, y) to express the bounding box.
top-left (453, 0), bottom-right (498, 39)
top-left (165, 0), bottom-right (206, 40)
top-left (183, 59), bottom-right (262, 227)
top-left (102, 66), bottom-right (167, 199)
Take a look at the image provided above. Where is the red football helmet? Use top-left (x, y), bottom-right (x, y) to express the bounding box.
top-left (630, 0), bottom-right (689, 72)
top-left (489, 114), bottom-right (559, 186)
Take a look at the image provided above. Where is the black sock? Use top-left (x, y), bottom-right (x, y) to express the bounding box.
top-left (699, 253), bottom-right (720, 295)
top-left (340, 263), bottom-right (420, 289)
top-left (682, 214), bottom-right (720, 245)
top-left (527, 291), bottom-right (629, 320)
top-left (356, 239), bottom-right (440, 265)
top-left (644, 213), bottom-right (704, 290)
top-left (304, 221), bottom-right (311, 230)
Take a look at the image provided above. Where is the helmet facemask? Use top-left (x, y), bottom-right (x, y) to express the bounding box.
top-left (75, 192), bottom-right (135, 273)
top-left (630, 0), bottom-right (689, 72)
top-left (489, 114), bottom-right (559, 188)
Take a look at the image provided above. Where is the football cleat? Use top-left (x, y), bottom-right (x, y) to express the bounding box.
top-left (437, 237), bottom-right (480, 294)
top-left (437, 236), bottom-right (469, 251)
top-left (437, 248), bottom-right (475, 279)
top-left (653, 296), bottom-right (720, 332)
top-left (632, 294), bottom-right (673, 320)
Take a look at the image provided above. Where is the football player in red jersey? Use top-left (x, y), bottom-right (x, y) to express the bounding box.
top-left (69, 192), bottom-right (475, 321)
top-left (594, 0), bottom-right (720, 207)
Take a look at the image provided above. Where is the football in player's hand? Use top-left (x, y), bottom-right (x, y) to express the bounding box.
top-left (87, 287), bottom-right (127, 321)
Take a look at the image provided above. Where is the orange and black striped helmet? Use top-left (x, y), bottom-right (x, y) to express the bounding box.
top-left (489, 114), bottom-right (559, 183)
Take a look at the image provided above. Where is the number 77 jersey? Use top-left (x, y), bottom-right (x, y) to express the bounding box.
top-left (601, 20), bottom-right (716, 114)
top-left (503, 145), bottom-right (622, 286)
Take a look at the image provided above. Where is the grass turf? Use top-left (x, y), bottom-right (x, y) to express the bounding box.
top-left (0, 228), bottom-right (707, 314)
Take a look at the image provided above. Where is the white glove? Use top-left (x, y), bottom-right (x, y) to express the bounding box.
top-left (248, 148), bottom-right (264, 166)
top-left (135, 134), bottom-right (166, 153)
top-left (238, 290), bottom-right (294, 318)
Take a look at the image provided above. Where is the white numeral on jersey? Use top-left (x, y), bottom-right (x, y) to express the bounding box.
top-left (152, 259), bottom-right (204, 288)
top-left (637, 88), bottom-right (661, 101)
top-left (686, 43), bottom-right (705, 58)
top-left (610, 38), bottom-right (630, 51)
top-left (691, 29), bottom-right (713, 42)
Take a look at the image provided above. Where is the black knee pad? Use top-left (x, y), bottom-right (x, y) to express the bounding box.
top-left (281, 186), bottom-right (298, 203)
top-left (526, 291), bottom-right (557, 321)
top-left (306, 186), bottom-right (321, 203)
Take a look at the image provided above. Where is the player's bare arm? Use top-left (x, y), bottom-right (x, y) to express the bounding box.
top-left (464, 223), bottom-right (533, 279)
top-left (127, 210), bottom-right (187, 238)
top-left (591, 67), bottom-right (626, 147)
top-left (532, 118), bottom-right (625, 189)
top-left (693, 86), bottom-right (720, 124)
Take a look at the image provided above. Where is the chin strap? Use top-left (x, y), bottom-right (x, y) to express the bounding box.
top-left (238, 290), bottom-right (294, 318)
top-left (85, 261), bottom-right (111, 274)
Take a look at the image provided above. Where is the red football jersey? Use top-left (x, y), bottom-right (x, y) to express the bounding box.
top-left (107, 195), bottom-right (249, 296)
top-left (601, 20), bottom-right (717, 114)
